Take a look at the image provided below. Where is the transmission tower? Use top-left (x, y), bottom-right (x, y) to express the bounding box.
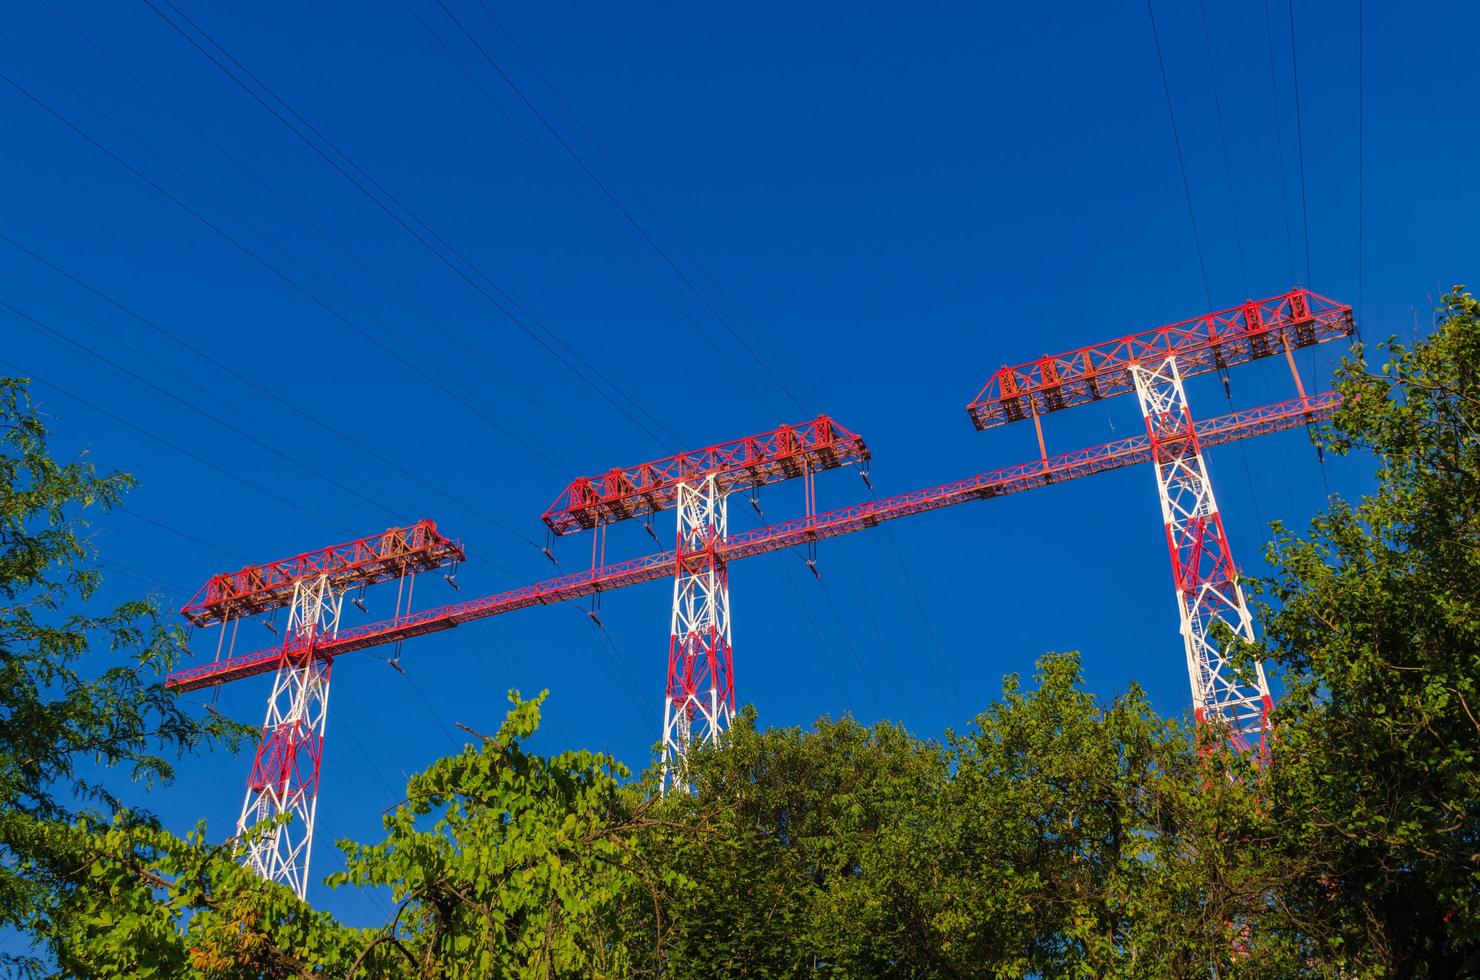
top-left (168, 289), bottom-right (1354, 891)
top-left (181, 521), bottom-right (463, 896)
top-left (540, 416), bottom-right (870, 794)
top-left (967, 287), bottom-right (1351, 754)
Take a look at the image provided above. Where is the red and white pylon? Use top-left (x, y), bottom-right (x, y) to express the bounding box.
top-left (236, 574), bottom-right (339, 898)
top-left (661, 475), bottom-right (735, 794)
top-left (1131, 357), bottom-right (1273, 760)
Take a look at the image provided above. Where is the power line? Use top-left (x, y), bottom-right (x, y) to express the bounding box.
top-left (774, 553), bottom-right (857, 717)
top-left (433, 0), bottom-right (808, 418)
top-left (139, 0), bottom-right (684, 452)
top-left (34, 0), bottom-right (610, 464)
top-left (0, 65), bottom-right (579, 476)
top-left (811, 571), bottom-right (886, 717)
top-left (1286, 0), bottom-right (1314, 285)
top-left (399, 0), bottom-right (782, 422)
top-left (0, 356), bottom-right (356, 535)
top-left (1357, 0), bottom-right (1365, 332)
top-left (877, 523), bottom-right (968, 717)
top-left (472, 1), bottom-right (817, 409)
top-left (0, 231), bottom-right (545, 552)
top-left (1197, 0), bottom-right (1250, 296)
top-left (1145, 0), bottom-right (1214, 309)
top-left (1261, 0), bottom-right (1298, 284)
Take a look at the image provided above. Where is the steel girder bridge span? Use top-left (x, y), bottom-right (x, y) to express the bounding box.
top-left (167, 287), bottom-right (1353, 897)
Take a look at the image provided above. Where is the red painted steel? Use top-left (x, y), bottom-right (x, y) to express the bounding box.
top-left (167, 392), bottom-right (1337, 693)
top-left (966, 288), bottom-right (1353, 429)
top-left (541, 415), bottom-right (869, 535)
top-left (181, 520), bottom-right (464, 627)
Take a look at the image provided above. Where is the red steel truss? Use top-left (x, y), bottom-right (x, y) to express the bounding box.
top-left (181, 520), bottom-right (464, 627)
top-left (541, 415), bottom-right (869, 535)
top-left (966, 287), bottom-right (1353, 430)
top-left (167, 391), bottom-right (1337, 693)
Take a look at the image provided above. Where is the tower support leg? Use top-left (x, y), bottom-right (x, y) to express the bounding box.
top-left (236, 575), bottom-right (341, 898)
top-left (661, 475), bottom-right (734, 794)
top-left (1131, 358), bottom-right (1273, 761)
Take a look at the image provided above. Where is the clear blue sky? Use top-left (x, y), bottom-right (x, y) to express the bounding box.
top-left (3, 0), bottom-right (1473, 920)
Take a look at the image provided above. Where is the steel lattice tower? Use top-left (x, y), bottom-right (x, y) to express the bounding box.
top-left (1132, 358), bottom-right (1272, 758)
top-left (662, 476), bottom-right (735, 794)
top-left (237, 575), bottom-right (339, 899)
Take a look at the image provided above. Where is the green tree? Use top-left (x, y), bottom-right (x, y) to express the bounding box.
top-left (1254, 287), bottom-right (1480, 975)
top-left (329, 691), bottom-right (673, 978)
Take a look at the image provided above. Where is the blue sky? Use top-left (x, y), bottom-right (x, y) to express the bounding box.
top-left (3, 0), bottom-right (1473, 921)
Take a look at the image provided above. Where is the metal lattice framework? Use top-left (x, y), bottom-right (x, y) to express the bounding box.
top-left (167, 392), bottom-right (1339, 693)
top-left (966, 285), bottom-right (1353, 757)
top-left (1132, 359), bottom-right (1271, 758)
top-left (662, 477), bottom-right (734, 794)
top-left (168, 289), bottom-right (1355, 899)
top-left (236, 576), bottom-right (339, 899)
top-left (182, 520), bottom-right (463, 626)
top-left (542, 415), bottom-right (868, 535)
top-left (967, 287), bottom-right (1352, 429)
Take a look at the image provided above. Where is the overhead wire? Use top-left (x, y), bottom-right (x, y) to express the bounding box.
top-left (432, 0), bottom-right (809, 418)
top-left (0, 231), bottom-right (545, 553)
top-left (33, 0), bottom-right (610, 463)
top-left (0, 356), bottom-right (357, 535)
top-left (1261, 0), bottom-right (1299, 284)
top-left (1357, 0), bottom-right (1365, 333)
top-left (400, 0), bottom-right (782, 422)
top-left (1145, 0), bottom-right (1214, 310)
top-left (1285, 0), bottom-right (1314, 286)
top-left (139, 0), bottom-right (684, 452)
top-left (0, 66), bottom-right (581, 478)
top-left (811, 571), bottom-right (886, 717)
top-left (774, 554), bottom-right (857, 717)
top-left (472, 1), bottom-right (816, 408)
top-left (1196, 0), bottom-right (1250, 297)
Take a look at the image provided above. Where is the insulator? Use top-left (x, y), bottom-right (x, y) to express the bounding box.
top-left (643, 521), bottom-right (658, 543)
top-left (586, 608), bottom-right (603, 628)
top-left (263, 619), bottom-right (279, 636)
top-left (444, 573), bottom-right (461, 592)
top-left (806, 558), bottom-right (820, 580)
top-left (352, 596), bottom-right (368, 614)
top-left (542, 546), bottom-right (558, 566)
top-left (860, 469), bottom-right (873, 491)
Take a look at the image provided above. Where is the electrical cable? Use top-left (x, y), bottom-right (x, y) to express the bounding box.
top-left (140, 0), bottom-right (684, 452)
top-left (473, 1), bottom-right (817, 407)
top-left (877, 523), bottom-right (969, 717)
top-left (0, 66), bottom-right (578, 475)
top-left (1357, 0), bottom-right (1365, 336)
top-left (0, 356), bottom-right (357, 535)
top-left (34, 0), bottom-right (610, 463)
top-left (1146, 0), bottom-right (1214, 310)
top-left (773, 553), bottom-right (857, 717)
top-left (401, 0), bottom-right (782, 422)
top-left (432, 0), bottom-right (808, 418)
top-left (0, 233), bottom-right (545, 551)
top-left (1197, 0), bottom-right (1250, 297)
top-left (1261, 0), bottom-right (1298, 285)
top-left (811, 571), bottom-right (886, 717)
top-left (1286, 0), bottom-right (1314, 286)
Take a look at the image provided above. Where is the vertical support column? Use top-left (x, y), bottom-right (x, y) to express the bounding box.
top-left (236, 574), bottom-right (341, 898)
top-left (661, 475), bottom-right (735, 795)
top-left (1131, 358), bottom-right (1274, 762)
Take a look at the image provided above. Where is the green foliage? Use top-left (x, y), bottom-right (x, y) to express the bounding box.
top-left (0, 377), bottom-right (246, 975)
top-left (329, 691), bottom-right (672, 978)
top-left (1254, 287), bottom-right (1480, 975)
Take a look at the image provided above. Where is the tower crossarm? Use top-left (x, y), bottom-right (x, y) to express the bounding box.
top-left (181, 520), bottom-right (464, 627)
top-left (966, 287), bottom-right (1353, 430)
top-left (541, 415), bottom-right (869, 535)
top-left (167, 392), bottom-right (1336, 693)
